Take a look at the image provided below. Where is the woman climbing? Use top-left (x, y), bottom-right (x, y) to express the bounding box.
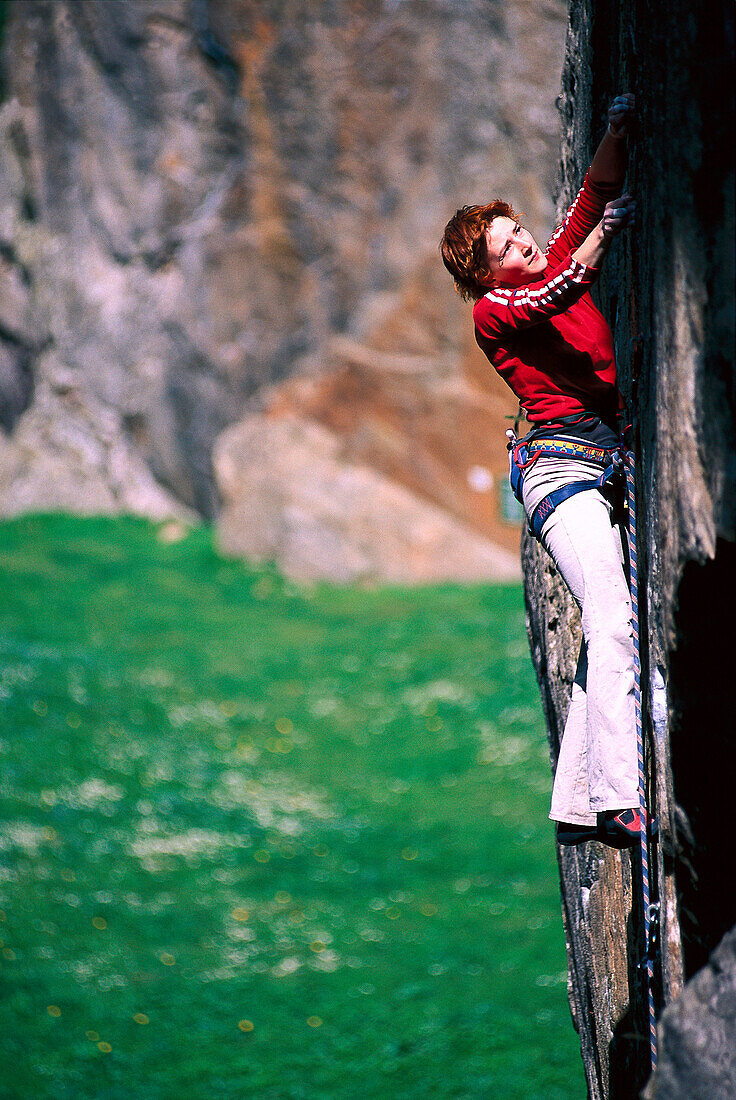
top-left (440, 93), bottom-right (649, 848)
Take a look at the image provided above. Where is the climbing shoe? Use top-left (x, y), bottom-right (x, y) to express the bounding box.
top-left (556, 821), bottom-right (597, 846)
top-left (597, 808), bottom-right (658, 849)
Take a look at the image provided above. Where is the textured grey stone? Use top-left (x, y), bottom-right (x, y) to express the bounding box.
top-left (644, 928), bottom-right (736, 1100)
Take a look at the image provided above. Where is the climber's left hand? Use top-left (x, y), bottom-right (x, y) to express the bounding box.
top-left (608, 93), bottom-right (636, 137)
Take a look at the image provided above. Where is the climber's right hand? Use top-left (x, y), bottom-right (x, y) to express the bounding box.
top-left (602, 194), bottom-right (636, 239)
top-left (608, 93), bottom-right (636, 137)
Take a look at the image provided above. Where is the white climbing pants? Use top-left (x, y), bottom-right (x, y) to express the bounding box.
top-left (522, 455), bottom-right (639, 826)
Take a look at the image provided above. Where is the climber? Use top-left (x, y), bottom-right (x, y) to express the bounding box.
top-left (440, 93), bottom-right (650, 848)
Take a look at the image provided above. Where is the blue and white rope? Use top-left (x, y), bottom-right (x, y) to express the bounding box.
top-left (625, 449), bottom-right (658, 1070)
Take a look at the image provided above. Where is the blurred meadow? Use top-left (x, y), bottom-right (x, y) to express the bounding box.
top-left (0, 515), bottom-right (582, 1098)
top-left (0, 2), bottom-right (585, 1095)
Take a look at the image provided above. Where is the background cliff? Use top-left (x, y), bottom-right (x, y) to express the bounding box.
top-left (523, 1), bottom-right (736, 1097)
top-left (0, 0), bottom-right (568, 583)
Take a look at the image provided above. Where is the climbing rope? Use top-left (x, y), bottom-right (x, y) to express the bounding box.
top-left (510, 417), bottom-right (661, 1070)
top-left (619, 82), bottom-right (659, 1069)
top-left (624, 447), bottom-right (658, 1070)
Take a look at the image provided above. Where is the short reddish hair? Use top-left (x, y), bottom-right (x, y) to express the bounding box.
top-left (440, 201), bottom-right (520, 302)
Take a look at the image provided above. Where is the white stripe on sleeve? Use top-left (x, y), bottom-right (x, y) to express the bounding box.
top-left (483, 259), bottom-right (588, 310)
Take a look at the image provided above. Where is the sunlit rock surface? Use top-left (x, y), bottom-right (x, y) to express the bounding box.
top-left (0, 0), bottom-right (567, 578)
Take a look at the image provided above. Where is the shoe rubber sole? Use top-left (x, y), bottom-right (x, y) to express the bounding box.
top-left (556, 816), bottom-right (658, 849)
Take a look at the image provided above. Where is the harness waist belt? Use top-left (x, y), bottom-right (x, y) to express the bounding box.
top-left (526, 438), bottom-right (616, 465)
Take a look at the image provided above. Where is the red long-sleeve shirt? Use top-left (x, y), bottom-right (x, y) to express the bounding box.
top-left (473, 173), bottom-right (622, 425)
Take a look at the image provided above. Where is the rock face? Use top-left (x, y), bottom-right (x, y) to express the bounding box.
top-left (643, 927), bottom-right (736, 1100)
top-left (0, 0), bottom-right (568, 579)
top-left (522, 1), bottom-right (736, 1097)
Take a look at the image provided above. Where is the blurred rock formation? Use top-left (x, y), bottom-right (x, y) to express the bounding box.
top-left (215, 414), bottom-right (520, 584)
top-left (0, 0), bottom-right (568, 580)
top-left (522, 1), bottom-right (736, 1096)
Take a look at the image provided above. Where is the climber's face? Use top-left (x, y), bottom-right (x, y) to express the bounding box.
top-left (483, 217), bottom-right (548, 288)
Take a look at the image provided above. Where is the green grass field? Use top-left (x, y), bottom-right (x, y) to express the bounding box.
top-left (0, 515), bottom-right (582, 1099)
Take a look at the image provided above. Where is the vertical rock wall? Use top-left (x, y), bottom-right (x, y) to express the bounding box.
top-left (523, 1), bottom-right (735, 1097)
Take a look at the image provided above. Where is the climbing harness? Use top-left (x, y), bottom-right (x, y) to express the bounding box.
top-left (509, 417), bottom-right (660, 1070)
top-left (506, 424), bottom-right (623, 539)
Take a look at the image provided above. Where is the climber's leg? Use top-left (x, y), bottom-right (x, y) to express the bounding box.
top-left (549, 642), bottom-right (595, 825)
top-left (523, 457), bottom-right (639, 822)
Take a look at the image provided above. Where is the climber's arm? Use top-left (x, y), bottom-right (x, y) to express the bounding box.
top-left (545, 95), bottom-right (635, 264)
top-left (571, 194), bottom-right (636, 268)
top-left (474, 195), bottom-right (634, 337)
top-left (589, 93), bottom-right (635, 186)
